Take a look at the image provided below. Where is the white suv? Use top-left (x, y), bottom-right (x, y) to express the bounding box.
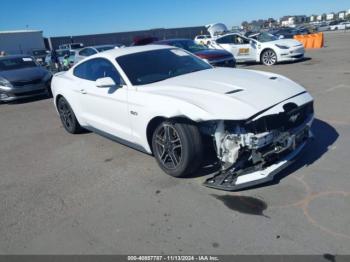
top-left (194, 35), bottom-right (211, 45)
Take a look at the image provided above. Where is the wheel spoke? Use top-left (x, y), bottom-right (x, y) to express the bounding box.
top-left (164, 125), bottom-right (171, 142)
top-left (155, 135), bottom-right (165, 147)
top-left (160, 150), bottom-right (169, 164)
top-left (168, 151), bottom-right (179, 167)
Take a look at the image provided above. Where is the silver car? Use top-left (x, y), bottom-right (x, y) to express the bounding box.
top-left (0, 55), bottom-right (52, 102)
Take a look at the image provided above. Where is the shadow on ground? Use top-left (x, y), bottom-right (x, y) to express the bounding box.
top-left (3, 94), bottom-right (51, 105)
top-left (238, 57), bottom-right (312, 67)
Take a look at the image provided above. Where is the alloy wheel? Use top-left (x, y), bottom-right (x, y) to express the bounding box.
top-left (154, 124), bottom-right (183, 169)
top-left (58, 98), bottom-right (74, 130)
top-left (262, 50), bottom-right (277, 66)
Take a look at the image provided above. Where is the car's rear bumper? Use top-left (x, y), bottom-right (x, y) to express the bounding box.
top-left (0, 84), bottom-right (49, 102)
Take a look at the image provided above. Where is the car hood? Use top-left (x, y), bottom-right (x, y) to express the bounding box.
top-left (142, 68), bottom-right (307, 120)
top-left (267, 38), bottom-right (303, 47)
top-left (0, 67), bottom-right (48, 83)
top-left (194, 49), bottom-right (233, 60)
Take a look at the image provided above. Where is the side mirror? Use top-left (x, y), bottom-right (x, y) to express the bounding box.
top-left (95, 77), bottom-right (117, 88)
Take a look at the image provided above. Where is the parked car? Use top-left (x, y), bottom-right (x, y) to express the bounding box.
top-left (0, 55), bottom-right (52, 102)
top-left (154, 39), bottom-right (235, 67)
top-left (269, 27), bottom-right (301, 39)
top-left (74, 45), bottom-right (121, 64)
top-left (51, 45), bottom-right (314, 190)
top-left (194, 35), bottom-right (211, 45)
top-left (45, 49), bottom-right (77, 71)
top-left (316, 22), bottom-right (331, 32)
top-left (131, 36), bottom-right (159, 46)
top-left (209, 32), bottom-right (304, 66)
top-left (330, 22), bottom-right (350, 31)
top-left (31, 49), bottom-right (49, 65)
top-left (59, 43), bottom-right (84, 50)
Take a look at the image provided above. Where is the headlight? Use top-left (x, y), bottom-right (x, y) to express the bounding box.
top-left (0, 77), bottom-right (12, 90)
top-left (275, 44), bottom-right (289, 49)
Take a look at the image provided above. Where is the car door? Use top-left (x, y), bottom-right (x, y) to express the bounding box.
top-left (215, 34), bottom-right (256, 62)
top-left (72, 58), bottom-right (132, 142)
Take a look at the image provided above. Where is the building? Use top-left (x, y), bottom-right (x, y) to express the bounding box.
top-left (338, 11), bottom-right (346, 20)
top-left (0, 30), bottom-right (45, 55)
top-left (279, 15), bottom-right (307, 26)
top-left (309, 15), bottom-right (317, 22)
top-left (47, 26), bottom-right (206, 50)
top-left (326, 13), bottom-right (335, 20)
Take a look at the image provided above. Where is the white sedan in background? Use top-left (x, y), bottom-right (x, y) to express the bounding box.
top-left (74, 44), bottom-right (122, 64)
top-left (194, 35), bottom-right (212, 45)
top-left (209, 32), bottom-right (305, 66)
top-left (51, 45), bottom-right (314, 191)
top-left (330, 22), bottom-right (350, 31)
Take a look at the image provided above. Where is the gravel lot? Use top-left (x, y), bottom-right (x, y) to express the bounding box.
top-left (0, 31), bottom-right (349, 255)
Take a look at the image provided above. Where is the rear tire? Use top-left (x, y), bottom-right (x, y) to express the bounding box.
top-left (57, 96), bottom-right (83, 134)
top-left (152, 120), bottom-right (203, 177)
top-left (261, 49), bottom-right (277, 66)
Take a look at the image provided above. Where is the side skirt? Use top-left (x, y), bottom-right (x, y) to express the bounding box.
top-left (84, 126), bottom-right (151, 155)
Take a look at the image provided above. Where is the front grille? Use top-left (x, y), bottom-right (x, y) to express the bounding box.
top-left (12, 78), bottom-right (43, 86)
top-left (244, 102), bottom-right (314, 133)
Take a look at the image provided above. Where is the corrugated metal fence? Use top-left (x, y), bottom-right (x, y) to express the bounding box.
top-left (46, 26), bottom-right (207, 50)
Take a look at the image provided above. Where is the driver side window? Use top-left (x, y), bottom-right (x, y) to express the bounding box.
top-left (73, 58), bottom-right (123, 85)
top-left (216, 35), bottom-right (234, 44)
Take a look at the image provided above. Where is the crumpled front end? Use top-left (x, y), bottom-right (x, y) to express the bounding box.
top-left (202, 101), bottom-right (314, 191)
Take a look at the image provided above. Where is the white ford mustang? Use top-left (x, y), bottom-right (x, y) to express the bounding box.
top-left (209, 32), bottom-right (305, 66)
top-left (52, 45), bottom-right (314, 191)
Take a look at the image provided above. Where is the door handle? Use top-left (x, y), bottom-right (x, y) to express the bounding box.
top-left (79, 89), bottom-right (87, 94)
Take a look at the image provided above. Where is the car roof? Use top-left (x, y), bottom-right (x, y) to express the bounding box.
top-left (156, 38), bottom-right (193, 43)
top-left (97, 44), bottom-right (173, 59)
top-left (86, 44), bottom-right (116, 49)
top-left (216, 32), bottom-right (245, 38)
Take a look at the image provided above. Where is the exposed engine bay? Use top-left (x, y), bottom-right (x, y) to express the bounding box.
top-left (200, 101), bottom-right (314, 191)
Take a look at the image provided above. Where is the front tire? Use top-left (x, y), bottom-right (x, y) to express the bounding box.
top-left (152, 120), bottom-right (203, 177)
top-left (57, 96), bottom-right (83, 134)
top-left (261, 49), bottom-right (277, 66)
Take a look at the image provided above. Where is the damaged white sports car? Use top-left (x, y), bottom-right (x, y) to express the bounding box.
top-left (51, 45), bottom-right (314, 191)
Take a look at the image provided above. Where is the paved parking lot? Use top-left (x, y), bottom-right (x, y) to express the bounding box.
top-left (0, 31), bottom-right (349, 255)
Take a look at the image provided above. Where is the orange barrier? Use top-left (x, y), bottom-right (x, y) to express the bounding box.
top-left (293, 32), bottom-right (324, 48)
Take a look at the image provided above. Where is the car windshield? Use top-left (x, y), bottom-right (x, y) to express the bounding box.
top-left (251, 32), bottom-right (278, 42)
top-left (96, 46), bottom-right (115, 52)
top-left (116, 48), bottom-right (212, 86)
top-left (0, 57), bottom-right (37, 71)
top-left (168, 40), bottom-right (207, 53)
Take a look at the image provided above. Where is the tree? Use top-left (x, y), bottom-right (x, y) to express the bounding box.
top-left (241, 21), bottom-right (249, 29)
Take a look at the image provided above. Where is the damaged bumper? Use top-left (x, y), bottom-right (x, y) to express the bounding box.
top-left (204, 115), bottom-right (313, 191)
top-left (204, 139), bottom-right (307, 191)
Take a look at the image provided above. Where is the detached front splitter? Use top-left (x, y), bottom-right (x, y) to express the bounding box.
top-left (204, 141), bottom-right (307, 191)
